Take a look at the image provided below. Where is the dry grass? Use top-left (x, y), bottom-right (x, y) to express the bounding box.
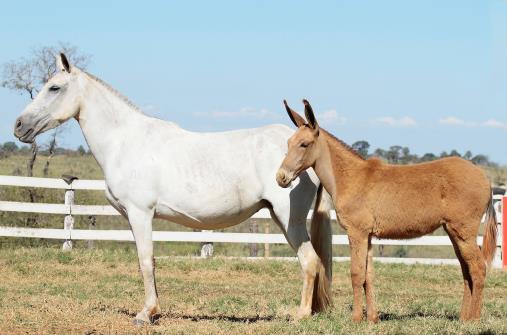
top-left (0, 247), bottom-right (505, 335)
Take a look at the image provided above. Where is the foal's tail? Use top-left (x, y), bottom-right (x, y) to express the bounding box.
top-left (310, 184), bottom-right (333, 313)
top-left (481, 192), bottom-right (498, 269)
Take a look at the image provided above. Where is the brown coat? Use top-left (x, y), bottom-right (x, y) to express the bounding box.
top-left (276, 99), bottom-right (497, 323)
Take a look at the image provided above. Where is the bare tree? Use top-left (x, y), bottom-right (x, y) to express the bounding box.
top-left (42, 125), bottom-right (68, 177)
top-left (2, 42), bottom-right (91, 177)
top-left (2, 42), bottom-right (91, 98)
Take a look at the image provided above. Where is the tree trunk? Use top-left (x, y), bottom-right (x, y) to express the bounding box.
top-left (26, 142), bottom-right (38, 226)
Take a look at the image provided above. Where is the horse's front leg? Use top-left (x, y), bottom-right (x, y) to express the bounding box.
top-left (127, 206), bottom-right (160, 325)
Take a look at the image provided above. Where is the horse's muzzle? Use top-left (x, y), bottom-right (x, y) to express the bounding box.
top-left (14, 117), bottom-right (35, 143)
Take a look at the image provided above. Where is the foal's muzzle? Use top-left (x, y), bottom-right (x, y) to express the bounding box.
top-left (276, 169), bottom-right (294, 188)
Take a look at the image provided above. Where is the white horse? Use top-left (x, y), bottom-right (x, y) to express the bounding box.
top-left (14, 53), bottom-right (333, 324)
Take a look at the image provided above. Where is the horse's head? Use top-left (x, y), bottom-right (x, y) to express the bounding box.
top-left (276, 99), bottom-right (321, 188)
top-left (14, 53), bottom-right (83, 143)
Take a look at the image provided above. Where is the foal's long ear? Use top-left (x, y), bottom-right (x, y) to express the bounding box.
top-left (283, 100), bottom-right (306, 127)
top-left (303, 99), bottom-right (319, 131)
top-left (57, 53), bottom-right (71, 73)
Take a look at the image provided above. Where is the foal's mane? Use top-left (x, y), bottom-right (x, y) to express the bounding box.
top-left (84, 72), bottom-right (143, 114)
top-left (321, 128), bottom-right (365, 160)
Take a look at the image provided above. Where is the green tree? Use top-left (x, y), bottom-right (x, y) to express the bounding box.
top-left (77, 145), bottom-right (86, 155)
top-left (351, 140), bottom-right (370, 159)
top-left (3, 141), bottom-right (19, 152)
top-left (449, 150), bottom-right (461, 157)
top-left (471, 154), bottom-right (489, 166)
top-left (419, 153), bottom-right (437, 162)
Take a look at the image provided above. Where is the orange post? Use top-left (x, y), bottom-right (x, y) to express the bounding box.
top-left (503, 197), bottom-right (507, 269)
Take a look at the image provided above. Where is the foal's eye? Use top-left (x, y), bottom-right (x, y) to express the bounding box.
top-left (49, 85), bottom-right (60, 92)
top-left (300, 143), bottom-right (309, 148)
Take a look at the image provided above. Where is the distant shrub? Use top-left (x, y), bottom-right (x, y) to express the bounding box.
top-left (3, 142), bottom-right (18, 153)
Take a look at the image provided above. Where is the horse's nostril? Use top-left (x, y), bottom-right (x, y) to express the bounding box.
top-left (16, 120), bottom-right (22, 129)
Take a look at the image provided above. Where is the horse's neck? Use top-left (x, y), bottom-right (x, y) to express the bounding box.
top-left (314, 130), bottom-right (366, 201)
top-left (76, 77), bottom-right (149, 170)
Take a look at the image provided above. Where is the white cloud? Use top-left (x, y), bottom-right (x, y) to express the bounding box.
top-left (483, 119), bottom-right (507, 130)
top-left (435, 117), bottom-right (507, 130)
top-left (439, 116), bottom-right (466, 126)
top-left (193, 107), bottom-right (274, 119)
top-left (374, 116), bottom-right (416, 127)
top-left (317, 109), bottom-right (347, 125)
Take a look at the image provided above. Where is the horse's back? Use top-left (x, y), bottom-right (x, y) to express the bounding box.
top-left (362, 157), bottom-right (490, 238)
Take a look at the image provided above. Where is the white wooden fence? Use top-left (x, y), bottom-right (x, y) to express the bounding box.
top-left (0, 175), bottom-right (504, 268)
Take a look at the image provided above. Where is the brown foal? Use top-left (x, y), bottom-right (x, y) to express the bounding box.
top-left (276, 99), bottom-right (498, 323)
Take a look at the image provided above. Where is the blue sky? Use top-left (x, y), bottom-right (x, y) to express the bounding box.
top-left (1, 1), bottom-right (507, 163)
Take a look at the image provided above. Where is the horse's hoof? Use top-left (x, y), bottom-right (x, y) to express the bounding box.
top-left (133, 318), bottom-right (150, 326)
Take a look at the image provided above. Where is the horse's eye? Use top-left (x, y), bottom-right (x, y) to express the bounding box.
top-left (49, 85), bottom-right (60, 92)
top-left (300, 143), bottom-right (309, 148)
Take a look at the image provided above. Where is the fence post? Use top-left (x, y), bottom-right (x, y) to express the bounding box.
top-left (62, 189), bottom-right (74, 251)
top-left (61, 175), bottom-right (78, 251)
top-left (502, 197), bottom-right (506, 269)
top-left (249, 219), bottom-right (258, 257)
top-left (200, 231), bottom-right (214, 258)
top-left (264, 221), bottom-right (270, 258)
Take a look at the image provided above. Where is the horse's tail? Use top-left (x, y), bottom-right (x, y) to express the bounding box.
top-left (481, 192), bottom-right (498, 269)
top-left (310, 184), bottom-right (333, 313)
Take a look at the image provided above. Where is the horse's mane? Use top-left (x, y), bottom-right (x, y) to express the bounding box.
top-left (84, 72), bottom-right (143, 114)
top-left (321, 128), bottom-right (365, 160)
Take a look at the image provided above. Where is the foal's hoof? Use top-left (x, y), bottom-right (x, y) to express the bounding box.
top-left (133, 318), bottom-right (150, 326)
top-left (367, 314), bottom-right (380, 324)
top-left (294, 308), bottom-right (311, 322)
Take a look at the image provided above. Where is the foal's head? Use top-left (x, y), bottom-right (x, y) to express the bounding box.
top-left (14, 53), bottom-right (83, 143)
top-left (276, 99), bottom-right (321, 188)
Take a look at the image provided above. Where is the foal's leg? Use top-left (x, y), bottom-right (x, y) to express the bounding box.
top-left (364, 236), bottom-right (379, 323)
top-left (127, 206), bottom-right (160, 324)
top-left (348, 232), bottom-right (369, 322)
top-left (444, 225), bottom-right (472, 320)
top-left (454, 238), bottom-right (486, 320)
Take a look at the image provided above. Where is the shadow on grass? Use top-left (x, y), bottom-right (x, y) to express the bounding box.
top-left (117, 308), bottom-right (276, 323)
top-left (379, 311), bottom-right (459, 321)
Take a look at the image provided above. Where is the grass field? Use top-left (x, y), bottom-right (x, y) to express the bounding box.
top-left (0, 247), bottom-right (506, 335)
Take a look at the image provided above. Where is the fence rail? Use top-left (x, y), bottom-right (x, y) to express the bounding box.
top-left (0, 175), bottom-right (504, 268)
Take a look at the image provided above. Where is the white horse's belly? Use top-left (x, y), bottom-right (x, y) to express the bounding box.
top-left (154, 199), bottom-right (265, 229)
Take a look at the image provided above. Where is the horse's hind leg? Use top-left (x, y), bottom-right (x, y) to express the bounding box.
top-left (364, 236), bottom-right (379, 323)
top-left (445, 224), bottom-right (485, 320)
top-left (126, 205), bottom-right (160, 324)
top-left (444, 225), bottom-right (472, 320)
top-left (456, 239), bottom-right (485, 320)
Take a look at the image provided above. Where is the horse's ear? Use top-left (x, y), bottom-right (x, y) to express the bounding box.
top-left (303, 99), bottom-right (319, 131)
top-left (283, 100), bottom-right (306, 127)
top-left (57, 53), bottom-right (71, 73)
